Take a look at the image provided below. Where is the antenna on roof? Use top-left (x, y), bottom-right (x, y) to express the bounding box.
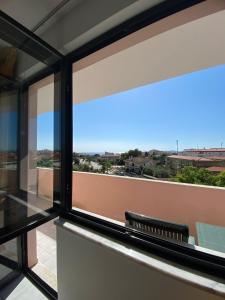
top-left (221, 142), bottom-right (223, 149)
top-left (176, 140), bottom-right (179, 154)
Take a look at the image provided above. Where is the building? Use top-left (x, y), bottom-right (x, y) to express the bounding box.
top-left (99, 152), bottom-right (121, 161)
top-left (167, 155), bottom-right (225, 170)
top-left (183, 148), bottom-right (225, 157)
top-left (125, 156), bottom-right (154, 173)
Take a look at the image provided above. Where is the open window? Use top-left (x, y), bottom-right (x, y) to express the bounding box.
top-left (0, 12), bottom-right (62, 239)
top-left (72, 4), bottom-right (225, 260)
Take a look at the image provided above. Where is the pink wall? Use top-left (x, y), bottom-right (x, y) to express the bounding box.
top-left (27, 229), bottom-right (38, 267)
top-left (38, 169), bottom-right (225, 238)
top-left (72, 172), bottom-right (225, 237)
top-left (37, 168), bottom-right (53, 200)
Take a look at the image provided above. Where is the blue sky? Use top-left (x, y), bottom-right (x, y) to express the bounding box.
top-left (73, 64), bottom-right (225, 153)
top-left (0, 111), bottom-right (17, 151)
top-left (36, 63), bottom-right (225, 152)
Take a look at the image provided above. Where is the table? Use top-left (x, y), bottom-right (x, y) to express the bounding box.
top-left (196, 222), bottom-right (225, 253)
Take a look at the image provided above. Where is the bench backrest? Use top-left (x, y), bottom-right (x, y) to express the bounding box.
top-left (125, 211), bottom-right (189, 242)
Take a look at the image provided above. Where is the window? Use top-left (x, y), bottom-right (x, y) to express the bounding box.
top-left (72, 8), bottom-right (225, 256)
top-left (23, 75), bottom-right (56, 212)
top-left (0, 11), bottom-right (62, 238)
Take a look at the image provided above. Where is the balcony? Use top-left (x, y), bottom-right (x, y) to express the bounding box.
top-left (25, 167), bottom-right (225, 292)
top-left (37, 168), bottom-right (225, 245)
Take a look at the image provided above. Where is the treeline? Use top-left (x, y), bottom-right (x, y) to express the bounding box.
top-left (174, 166), bottom-right (225, 187)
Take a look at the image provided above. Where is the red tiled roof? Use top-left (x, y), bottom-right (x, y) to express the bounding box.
top-left (207, 156), bottom-right (225, 161)
top-left (168, 155), bottom-right (212, 161)
top-left (168, 155), bottom-right (225, 162)
top-left (206, 166), bottom-right (225, 172)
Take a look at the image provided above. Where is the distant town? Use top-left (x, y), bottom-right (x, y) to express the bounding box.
top-left (35, 147), bottom-right (225, 187)
top-left (2, 147), bottom-right (225, 187)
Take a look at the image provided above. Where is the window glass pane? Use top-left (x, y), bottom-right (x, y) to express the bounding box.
top-left (0, 238), bottom-right (19, 288)
top-left (21, 75), bottom-right (55, 213)
top-left (0, 14), bottom-right (61, 233)
top-left (0, 238), bottom-right (18, 262)
top-left (72, 9), bottom-right (225, 255)
top-left (0, 76), bottom-right (20, 230)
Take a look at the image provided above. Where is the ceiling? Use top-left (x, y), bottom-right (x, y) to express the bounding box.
top-left (0, 0), bottom-right (165, 54)
top-left (0, 0), bottom-right (167, 82)
top-left (22, 0), bottom-right (225, 117)
top-left (0, 0), bottom-right (67, 31)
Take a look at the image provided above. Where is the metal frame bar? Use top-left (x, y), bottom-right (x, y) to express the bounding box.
top-left (0, 10), bottom-right (63, 66)
top-left (24, 268), bottom-right (57, 300)
top-left (0, 254), bottom-right (20, 270)
top-left (68, 0), bottom-right (205, 62)
top-left (0, 7), bottom-right (63, 299)
top-left (57, 58), bottom-right (73, 213)
top-left (0, 238), bottom-right (23, 290)
top-left (0, 208), bottom-right (58, 244)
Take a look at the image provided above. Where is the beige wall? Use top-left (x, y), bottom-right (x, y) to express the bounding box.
top-left (38, 169), bottom-right (225, 238)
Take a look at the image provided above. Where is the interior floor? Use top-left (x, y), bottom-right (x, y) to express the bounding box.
top-left (0, 275), bottom-right (47, 300)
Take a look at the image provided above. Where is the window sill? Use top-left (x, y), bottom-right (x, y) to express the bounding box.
top-left (55, 217), bottom-right (225, 298)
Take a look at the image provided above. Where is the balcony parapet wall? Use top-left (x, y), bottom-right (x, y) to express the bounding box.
top-left (37, 169), bottom-right (225, 238)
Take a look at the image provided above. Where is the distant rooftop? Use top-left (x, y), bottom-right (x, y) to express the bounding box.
top-left (206, 166), bottom-right (225, 172)
top-left (168, 155), bottom-right (225, 162)
top-left (184, 148), bottom-right (225, 153)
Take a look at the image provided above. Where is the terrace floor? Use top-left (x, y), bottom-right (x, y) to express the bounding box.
top-left (31, 219), bottom-right (57, 291)
top-left (0, 275), bottom-right (48, 300)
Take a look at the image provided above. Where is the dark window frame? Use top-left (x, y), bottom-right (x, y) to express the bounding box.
top-left (69, 0), bottom-right (225, 280)
top-left (0, 11), bottom-right (63, 299)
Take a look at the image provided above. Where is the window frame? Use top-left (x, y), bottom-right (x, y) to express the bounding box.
top-left (68, 0), bottom-right (225, 280)
top-left (0, 10), bottom-right (64, 244)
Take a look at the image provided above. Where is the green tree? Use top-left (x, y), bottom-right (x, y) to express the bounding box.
top-left (121, 149), bottom-right (142, 160)
top-left (73, 157), bottom-right (80, 165)
top-left (174, 166), bottom-right (215, 185)
top-left (73, 163), bottom-right (93, 172)
top-left (128, 148), bottom-right (142, 157)
top-left (81, 164), bottom-right (93, 172)
top-left (153, 166), bottom-right (170, 178)
top-left (101, 161), bottom-right (112, 173)
top-left (214, 171), bottom-right (225, 187)
top-left (143, 167), bottom-right (153, 176)
top-left (37, 159), bottom-right (53, 168)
